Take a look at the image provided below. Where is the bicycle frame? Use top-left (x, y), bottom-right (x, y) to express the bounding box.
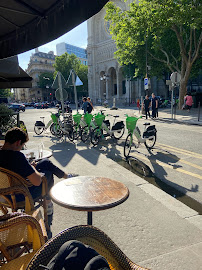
top-left (133, 127), bottom-right (146, 143)
top-left (45, 119), bottom-right (53, 130)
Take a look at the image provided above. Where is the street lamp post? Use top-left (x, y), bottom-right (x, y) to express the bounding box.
top-left (43, 77), bottom-right (51, 102)
top-left (100, 73), bottom-right (109, 102)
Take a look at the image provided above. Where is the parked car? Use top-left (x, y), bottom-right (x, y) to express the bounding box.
top-left (34, 103), bottom-right (42, 109)
top-left (9, 103), bottom-right (25, 112)
top-left (41, 102), bottom-right (49, 109)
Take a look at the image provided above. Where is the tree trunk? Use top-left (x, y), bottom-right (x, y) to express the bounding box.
top-left (179, 62), bottom-right (192, 109)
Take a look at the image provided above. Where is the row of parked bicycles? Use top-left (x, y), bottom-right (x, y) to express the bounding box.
top-left (34, 110), bottom-right (157, 157)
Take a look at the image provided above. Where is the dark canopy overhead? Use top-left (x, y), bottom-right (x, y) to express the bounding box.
top-left (0, 0), bottom-right (108, 59)
top-left (0, 56), bottom-right (32, 88)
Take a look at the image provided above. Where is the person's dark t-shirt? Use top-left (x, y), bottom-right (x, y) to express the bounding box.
top-left (0, 150), bottom-right (34, 178)
top-left (152, 97), bottom-right (158, 109)
top-left (0, 150), bottom-right (38, 201)
top-left (144, 99), bottom-right (150, 109)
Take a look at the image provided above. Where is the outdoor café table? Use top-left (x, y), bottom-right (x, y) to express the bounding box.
top-left (21, 149), bottom-right (52, 161)
top-left (50, 176), bottom-right (129, 225)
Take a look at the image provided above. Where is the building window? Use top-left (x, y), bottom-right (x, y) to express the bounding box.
top-left (38, 91), bottom-right (40, 94)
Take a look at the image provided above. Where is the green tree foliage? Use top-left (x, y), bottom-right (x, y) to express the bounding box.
top-left (54, 53), bottom-right (88, 98)
top-left (38, 72), bottom-right (54, 88)
top-left (0, 89), bottom-right (12, 97)
top-left (54, 53), bottom-right (81, 81)
top-left (105, 0), bottom-right (202, 107)
top-left (77, 64), bottom-right (88, 91)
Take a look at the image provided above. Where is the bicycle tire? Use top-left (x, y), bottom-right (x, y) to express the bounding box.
top-left (67, 130), bottom-right (74, 142)
top-left (113, 126), bottom-right (125, 140)
top-left (81, 125), bottom-right (91, 142)
top-left (34, 125), bottom-right (44, 135)
top-left (72, 125), bottom-right (81, 140)
top-left (144, 133), bottom-right (157, 149)
top-left (50, 123), bottom-right (63, 138)
top-left (124, 133), bottom-right (132, 157)
top-left (91, 127), bottom-right (102, 146)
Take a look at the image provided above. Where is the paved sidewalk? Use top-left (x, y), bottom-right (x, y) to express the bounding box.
top-left (27, 130), bottom-right (202, 270)
top-left (122, 106), bottom-right (202, 126)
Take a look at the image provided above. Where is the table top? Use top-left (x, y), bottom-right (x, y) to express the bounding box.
top-left (50, 176), bottom-right (129, 212)
top-left (21, 148), bottom-right (52, 161)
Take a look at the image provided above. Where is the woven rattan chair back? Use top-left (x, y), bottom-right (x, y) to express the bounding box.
top-left (26, 225), bottom-right (149, 270)
top-left (0, 212), bottom-right (46, 269)
top-left (0, 167), bottom-right (49, 230)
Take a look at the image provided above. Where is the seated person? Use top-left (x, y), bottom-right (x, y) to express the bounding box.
top-left (0, 127), bottom-right (76, 215)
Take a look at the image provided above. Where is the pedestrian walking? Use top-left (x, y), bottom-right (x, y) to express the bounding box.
top-left (87, 97), bottom-right (94, 113)
top-left (184, 92), bottom-right (193, 112)
top-left (137, 99), bottom-right (140, 113)
top-left (151, 93), bottom-right (158, 118)
top-left (142, 95), bottom-right (151, 119)
top-left (82, 97), bottom-right (89, 114)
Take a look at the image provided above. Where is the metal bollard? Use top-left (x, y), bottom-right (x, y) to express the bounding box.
top-left (198, 102), bottom-right (200, 122)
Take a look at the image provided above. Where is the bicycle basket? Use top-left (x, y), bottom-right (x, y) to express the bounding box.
top-left (35, 121), bottom-right (45, 127)
top-left (73, 113), bottom-right (82, 124)
top-left (51, 113), bottom-right (58, 124)
top-left (84, 113), bottom-right (93, 125)
top-left (94, 114), bottom-right (105, 127)
top-left (126, 117), bottom-right (138, 132)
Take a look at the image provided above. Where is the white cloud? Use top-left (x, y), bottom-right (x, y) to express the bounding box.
top-left (18, 21), bottom-right (87, 70)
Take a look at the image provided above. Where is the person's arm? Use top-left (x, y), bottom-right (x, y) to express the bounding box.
top-left (27, 167), bottom-right (42, 186)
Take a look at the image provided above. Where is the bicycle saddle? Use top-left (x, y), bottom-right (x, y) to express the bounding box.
top-left (40, 117), bottom-right (45, 119)
top-left (143, 122), bottom-right (150, 126)
top-left (113, 115), bottom-right (119, 118)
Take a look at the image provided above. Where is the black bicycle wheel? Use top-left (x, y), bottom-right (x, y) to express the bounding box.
top-left (91, 127), bottom-right (102, 146)
top-left (81, 125), bottom-right (91, 142)
top-left (124, 133), bottom-right (132, 157)
top-left (34, 125), bottom-right (44, 135)
top-left (50, 123), bottom-right (63, 138)
top-left (144, 133), bottom-right (157, 149)
top-left (67, 130), bottom-right (74, 142)
top-left (113, 127), bottom-right (125, 140)
top-left (72, 125), bottom-right (81, 140)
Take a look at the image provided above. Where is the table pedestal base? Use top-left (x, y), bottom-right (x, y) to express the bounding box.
top-left (87, 211), bottom-right (92, 225)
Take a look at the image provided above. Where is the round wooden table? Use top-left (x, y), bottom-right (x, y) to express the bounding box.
top-left (50, 176), bottom-right (129, 225)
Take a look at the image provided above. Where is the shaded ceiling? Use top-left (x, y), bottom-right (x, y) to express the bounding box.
top-left (0, 0), bottom-right (108, 59)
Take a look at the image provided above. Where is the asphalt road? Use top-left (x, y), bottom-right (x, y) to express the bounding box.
top-left (20, 106), bottom-right (202, 207)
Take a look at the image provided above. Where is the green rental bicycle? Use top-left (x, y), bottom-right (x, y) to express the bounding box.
top-left (80, 113), bottom-right (97, 142)
top-left (124, 115), bottom-right (157, 157)
top-left (90, 111), bottom-right (125, 146)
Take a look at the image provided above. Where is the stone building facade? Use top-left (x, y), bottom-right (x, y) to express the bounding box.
top-left (15, 49), bottom-right (55, 102)
top-left (87, 0), bottom-right (168, 106)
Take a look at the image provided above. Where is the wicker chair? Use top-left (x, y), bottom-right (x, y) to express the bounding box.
top-left (26, 225), bottom-right (149, 270)
top-left (0, 212), bottom-right (46, 269)
top-left (0, 167), bottom-right (49, 230)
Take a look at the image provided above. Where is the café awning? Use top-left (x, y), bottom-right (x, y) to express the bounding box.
top-left (0, 0), bottom-right (108, 59)
top-left (0, 56), bottom-right (32, 88)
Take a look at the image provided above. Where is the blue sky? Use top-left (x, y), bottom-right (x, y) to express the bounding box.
top-left (18, 21), bottom-right (87, 70)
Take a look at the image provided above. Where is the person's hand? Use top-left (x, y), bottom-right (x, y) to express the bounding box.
top-left (31, 161), bottom-right (37, 167)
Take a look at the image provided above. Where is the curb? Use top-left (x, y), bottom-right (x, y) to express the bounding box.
top-left (151, 117), bottom-right (202, 126)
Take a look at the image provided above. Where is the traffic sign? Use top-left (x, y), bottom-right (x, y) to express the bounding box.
top-left (55, 88), bottom-right (68, 101)
top-left (144, 77), bottom-right (148, 90)
top-left (170, 72), bottom-right (181, 85)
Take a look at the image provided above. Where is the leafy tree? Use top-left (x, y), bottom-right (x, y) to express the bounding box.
top-left (54, 53), bottom-right (88, 98)
top-left (77, 64), bottom-right (88, 91)
top-left (105, 0), bottom-right (202, 107)
top-left (0, 89), bottom-right (12, 97)
top-left (54, 53), bottom-right (81, 80)
top-left (38, 72), bottom-right (54, 88)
